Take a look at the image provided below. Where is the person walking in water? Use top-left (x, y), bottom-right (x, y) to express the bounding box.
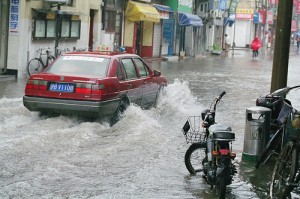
top-left (250, 36), bottom-right (262, 59)
top-left (224, 34), bottom-right (231, 52)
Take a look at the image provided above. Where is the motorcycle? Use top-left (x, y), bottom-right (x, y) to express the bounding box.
top-left (182, 91), bottom-right (237, 199)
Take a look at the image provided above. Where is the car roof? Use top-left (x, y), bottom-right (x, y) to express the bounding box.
top-left (62, 51), bottom-right (141, 59)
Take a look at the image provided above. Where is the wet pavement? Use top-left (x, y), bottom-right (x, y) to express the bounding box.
top-left (0, 47), bottom-right (300, 198)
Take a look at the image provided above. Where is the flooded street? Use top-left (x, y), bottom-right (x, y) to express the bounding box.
top-left (1, 48), bottom-right (300, 198)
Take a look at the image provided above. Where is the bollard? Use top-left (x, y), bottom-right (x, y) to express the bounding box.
top-left (242, 107), bottom-right (271, 162)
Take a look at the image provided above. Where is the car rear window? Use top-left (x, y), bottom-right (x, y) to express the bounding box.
top-left (46, 55), bottom-right (110, 78)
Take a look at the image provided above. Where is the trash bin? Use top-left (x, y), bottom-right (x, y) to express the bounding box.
top-left (242, 106), bottom-right (271, 162)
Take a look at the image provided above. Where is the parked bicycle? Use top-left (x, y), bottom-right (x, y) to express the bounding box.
top-left (182, 91), bottom-right (237, 199)
top-left (270, 110), bottom-right (300, 198)
top-left (27, 48), bottom-right (55, 76)
top-left (255, 85), bottom-right (300, 168)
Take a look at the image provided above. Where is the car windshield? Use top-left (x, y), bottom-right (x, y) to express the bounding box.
top-left (46, 55), bottom-right (110, 78)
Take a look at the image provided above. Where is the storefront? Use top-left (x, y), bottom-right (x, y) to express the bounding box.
top-left (178, 12), bottom-right (203, 56)
top-left (124, 1), bottom-right (160, 57)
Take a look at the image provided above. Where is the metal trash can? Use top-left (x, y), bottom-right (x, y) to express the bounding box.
top-left (242, 107), bottom-right (271, 162)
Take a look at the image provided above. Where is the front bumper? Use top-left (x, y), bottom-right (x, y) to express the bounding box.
top-left (23, 96), bottom-right (120, 117)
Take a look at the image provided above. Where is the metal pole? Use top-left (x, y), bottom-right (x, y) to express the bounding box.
top-left (55, 5), bottom-right (61, 57)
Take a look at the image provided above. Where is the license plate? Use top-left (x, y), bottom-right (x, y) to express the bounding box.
top-left (49, 83), bottom-right (74, 92)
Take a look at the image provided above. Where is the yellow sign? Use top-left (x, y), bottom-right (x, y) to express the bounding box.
top-left (236, 9), bottom-right (253, 14)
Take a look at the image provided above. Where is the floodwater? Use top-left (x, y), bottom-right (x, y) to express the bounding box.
top-left (0, 48), bottom-right (300, 198)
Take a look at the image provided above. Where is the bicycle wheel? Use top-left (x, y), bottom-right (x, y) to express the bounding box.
top-left (270, 141), bottom-right (296, 198)
top-left (185, 142), bottom-right (207, 174)
top-left (281, 142), bottom-right (299, 198)
top-left (27, 58), bottom-right (44, 76)
top-left (255, 127), bottom-right (283, 168)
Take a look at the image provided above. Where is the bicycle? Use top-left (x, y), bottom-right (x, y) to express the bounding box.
top-left (27, 48), bottom-right (55, 76)
top-left (270, 112), bottom-right (300, 198)
top-left (255, 85), bottom-right (300, 169)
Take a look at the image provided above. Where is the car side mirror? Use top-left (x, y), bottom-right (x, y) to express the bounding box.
top-left (153, 70), bottom-right (161, 77)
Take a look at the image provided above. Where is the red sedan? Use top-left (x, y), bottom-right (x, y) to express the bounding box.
top-left (23, 52), bottom-right (167, 122)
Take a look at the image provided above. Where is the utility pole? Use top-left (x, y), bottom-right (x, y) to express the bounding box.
top-left (270, 0), bottom-right (293, 92)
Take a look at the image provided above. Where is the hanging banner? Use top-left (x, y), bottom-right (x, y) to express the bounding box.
top-left (266, 10), bottom-right (274, 25)
top-left (9, 0), bottom-right (20, 35)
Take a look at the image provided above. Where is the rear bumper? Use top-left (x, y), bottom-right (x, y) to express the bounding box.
top-left (23, 96), bottom-right (120, 117)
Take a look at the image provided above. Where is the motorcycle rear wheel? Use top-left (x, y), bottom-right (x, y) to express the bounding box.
top-left (185, 143), bottom-right (206, 174)
top-left (216, 176), bottom-right (226, 199)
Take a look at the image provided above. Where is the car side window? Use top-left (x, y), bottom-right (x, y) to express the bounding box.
top-left (133, 58), bottom-right (149, 77)
top-left (121, 58), bottom-right (138, 80)
top-left (117, 62), bottom-right (125, 81)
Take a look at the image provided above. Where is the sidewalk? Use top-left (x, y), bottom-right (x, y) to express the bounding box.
top-left (0, 74), bottom-right (16, 81)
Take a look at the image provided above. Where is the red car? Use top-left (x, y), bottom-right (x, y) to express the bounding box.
top-left (23, 52), bottom-right (167, 122)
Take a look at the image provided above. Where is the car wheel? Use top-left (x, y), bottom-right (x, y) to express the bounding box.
top-left (110, 99), bottom-right (129, 126)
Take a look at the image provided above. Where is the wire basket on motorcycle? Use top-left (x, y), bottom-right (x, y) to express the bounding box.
top-left (182, 116), bottom-right (206, 144)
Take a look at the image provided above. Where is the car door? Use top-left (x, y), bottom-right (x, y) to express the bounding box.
top-left (119, 58), bottom-right (143, 106)
top-left (133, 58), bottom-right (158, 107)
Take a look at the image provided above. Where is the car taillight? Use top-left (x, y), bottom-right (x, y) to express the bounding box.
top-left (75, 83), bottom-right (92, 94)
top-left (75, 83), bottom-right (104, 95)
top-left (25, 80), bottom-right (48, 90)
top-left (91, 84), bottom-right (104, 95)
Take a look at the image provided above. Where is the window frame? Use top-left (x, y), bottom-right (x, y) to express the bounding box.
top-left (120, 58), bottom-right (139, 80)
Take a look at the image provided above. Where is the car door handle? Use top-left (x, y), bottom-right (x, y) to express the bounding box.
top-left (143, 81), bottom-right (147, 84)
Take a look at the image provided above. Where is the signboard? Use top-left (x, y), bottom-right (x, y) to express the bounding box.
top-left (295, 0), bottom-right (300, 14)
top-left (219, 0), bottom-right (227, 11)
top-left (178, 0), bottom-right (192, 13)
top-left (266, 10), bottom-right (274, 24)
top-left (236, 9), bottom-right (253, 20)
top-left (229, 0), bottom-right (239, 14)
top-left (163, 19), bottom-right (174, 45)
top-left (9, 0), bottom-right (20, 35)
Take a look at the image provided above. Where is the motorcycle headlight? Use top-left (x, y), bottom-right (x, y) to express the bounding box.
top-left (292, 114), bottom-right (300, 129)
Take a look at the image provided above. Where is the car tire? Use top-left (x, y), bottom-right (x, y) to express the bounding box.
top-left (110, 99), bottom-right (129, 126)
top-left (154, 86), bottom-right (165, 107)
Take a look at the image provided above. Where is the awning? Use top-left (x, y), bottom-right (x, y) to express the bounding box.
top-left (125, 1), bottom-right (160, 23)
top-left (178, 13), bottom-right (203, 27)
top-left (153, 4), bottom-right (173, 12)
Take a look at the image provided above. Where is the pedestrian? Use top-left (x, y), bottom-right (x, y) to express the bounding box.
top-left (295, 30), bottom-right (300, 50)
top-left (250, 36), bottom-right (262, 58)
top-left (224, 34), bottom-right (231, 52)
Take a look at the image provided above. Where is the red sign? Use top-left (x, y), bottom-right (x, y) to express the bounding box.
top-left (266, 10), bottom-right (273, 24)
top-left (295, 0), bottom-right (300, 14)
top-left (236, 13), bottom-right (253, 20)
top-left (291, 20), bottom-right (297, 32)
top-left (269, 0), bottom-right (278, 5)
top-left (258, 10), bottom-right (266, 24)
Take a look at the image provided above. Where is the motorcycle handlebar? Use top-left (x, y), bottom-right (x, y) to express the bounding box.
top-left (211, 91), bottom-right (226, 112)
top-left (218, 91), bottom-right (226, 101)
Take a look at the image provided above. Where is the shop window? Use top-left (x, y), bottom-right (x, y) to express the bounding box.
top-left (104, 10), bottom-right (116, 32)
top-left (32, 16), bottom-right (81, 40)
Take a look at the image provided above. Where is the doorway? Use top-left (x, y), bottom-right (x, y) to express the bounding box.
top-left (135, 22), bottom-right (142, 56)
top-left (0, 0), bottom-right (9, 73)
top-left (88, 9), bottom-right (95, 51)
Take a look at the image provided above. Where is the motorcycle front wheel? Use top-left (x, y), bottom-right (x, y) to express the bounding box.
top-left (185, 143), bottom-right (207, 174)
